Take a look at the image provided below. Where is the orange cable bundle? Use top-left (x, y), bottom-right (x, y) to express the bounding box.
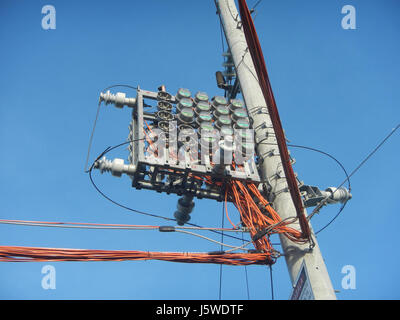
top-left (0, 245), bottom-right (271, 266)
top-left (222, 177), bottom-right (309, 264)
top-left (237, 0), bottom-right (310, 239)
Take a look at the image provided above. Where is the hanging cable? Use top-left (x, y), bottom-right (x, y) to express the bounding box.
top-left (84, 100), bottom-right (102, 172)
top-left (259, 141), bottom-right (352, 194)
top-left (0, 219), bottom-right (252, 254)
top-left (174, 230), bottom-right (249, 251)
top-left (252, 0), bottom-right (263, 11)
top-left (335, 123), bottom-right (399, 192)
top-left (84, 84), bottom-right (138, 172)
top-left (242, 231), bottom-right (250, 300)
top-left (269, 265), bottom-right (274, 300)
top-left (0, 219), bottom-right (248, 234)
top-left (313, 123), bottom-right (399, 232)
top-left (237, 0), bottom-right (310, 239)
top-left (87, 140), bottom-right (249, 243)
top-left (219, 201), bottom-right (224, 300)
top-left (259, 141), bottom-right (352, 229)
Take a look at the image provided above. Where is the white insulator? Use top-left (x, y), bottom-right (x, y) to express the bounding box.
top-left (99, 91), bottom-right (136, 108)
top-left (95, 156), bottom-right (136, 177)
top-left (323, 187), bottom-right (352, 204)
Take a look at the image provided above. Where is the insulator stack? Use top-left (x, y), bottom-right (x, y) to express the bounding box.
top-left (174, 195), bottom-right (195, 225)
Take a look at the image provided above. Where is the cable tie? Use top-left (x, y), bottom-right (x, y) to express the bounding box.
top-left (251, 229), bottom-right (268, 242)
top-left (208, 250), bottom-right (226, 255)
top-left (158, 226), bottom-right (175, 232)
top-left (247, 249), bottom-right (263, 254)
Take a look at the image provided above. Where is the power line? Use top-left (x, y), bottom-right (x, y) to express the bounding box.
top-left (269, 264), bottom-right (274, 300)
top-left (84, 100), bottom-right (102, 172)
top-left (0, 219), bottom-right (247, 233)
top-left (259, 141), bottom-right (351, 190)
top-left (252, 0), bottom-right (263, 11)
top-left (314, 123), bottom-right (400, 233)
top-left (315, 203), bottom-right (346, 235)
top-left (259, 141), bottom-right (352, 232)
top-left (0, 245), bottom-right (271, 265)
top-left (89, 160), bottom-right (176, 223)
top-left (0, 219), bottom-right (252, 253)
top-left (337, 123), bottom-right (399, 191)
top-left (242, 231), bottom-right (250, 300)
top-left (219, 202), bottom-right (224, 300)
top-left (175, 229), bottom-right (250, 251)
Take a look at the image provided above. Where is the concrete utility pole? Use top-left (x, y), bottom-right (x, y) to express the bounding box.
top-left (216, 0), bottom-right (336, 300)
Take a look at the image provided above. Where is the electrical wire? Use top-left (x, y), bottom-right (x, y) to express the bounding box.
top-left (88, 139), bottom-right (249, 243)
top-left (174, 229), bottom-right (249, 251)
top-left (81, 80), bottom-right (320, 267)
top-left (89, 161), bottom-right (177, 223)
top-left (86, 140), bottom-right (287, 262)
top-left (252, 0), bottom-right (263, 10)
top-left (84, 84), bottom-right (138, 172)
top-left (315, 203), bottom-right (346, 235)
top-left (288, 144), bottom-right (351, 192)
top-left (86, 141), bottom-right (271, 251)
top-left (0, 219), bottom-right (246, 233)
top-left (84, 100), bottom-right (102, 172)
top-left (0, 220), bottom-right (251, 252)
top-left (219, 201), bottom-right (224, 300)
top-left (269, 264), bottom-right (274, 300)
top-left (0, 246), bottom-right (272, 266)
top-left (238, 0), bottom-right (311, 239)
top-left (89, 138), bottom-right (307, 260)
top-left (226, 0), bottom-right (354, 235)
top-left (0, 220), bottom-right (158, 231)
top-left (259, 141), bottom-right (351, 192)
top-left (336, 123), bottom-right (399, 191)
top-left (258, 141), bottom-right (352, 235)
top-left (73, 2), bottom-right (399, 270)
top-left (313, 123), bottom-right (399, 233)
top-left (314, 123), bottom-right (399, 233)
top-left (242, 231), bottom-right (250, 300)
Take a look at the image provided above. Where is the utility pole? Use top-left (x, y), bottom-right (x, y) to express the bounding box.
top-left (216, 0), bottom-right (337, 299)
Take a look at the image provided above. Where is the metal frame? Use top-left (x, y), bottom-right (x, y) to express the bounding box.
top-left (128, 87), bottom-right (261, 201)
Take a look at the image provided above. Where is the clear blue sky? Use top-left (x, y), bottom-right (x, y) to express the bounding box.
top-left (0, 0), bottom-right (399, 300)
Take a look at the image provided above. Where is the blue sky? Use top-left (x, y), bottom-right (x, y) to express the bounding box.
top-left (0, 0), bottom-right (399, 300)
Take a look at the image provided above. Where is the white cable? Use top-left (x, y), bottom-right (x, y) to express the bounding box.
top-left (175, 229), bottom-right (248, 251)
top-left (0, 221), bottom-right (156, 231)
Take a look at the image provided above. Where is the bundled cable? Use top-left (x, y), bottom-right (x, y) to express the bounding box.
top-left (223, 179), bottom-right (308, 263)
top-left (237, 0), bottom-right (310, 239)
top-left (0, 245), bottom-right (271, 266)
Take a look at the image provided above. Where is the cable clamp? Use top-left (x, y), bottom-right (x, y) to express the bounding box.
top-left (247, 249), bottom-right (264, 254)
top-left (208, 250), bottom-right (225, 255)
top-left (251, 229), bottom-right (269, 242)
top-left (158, 226), bottom-right (176, 232)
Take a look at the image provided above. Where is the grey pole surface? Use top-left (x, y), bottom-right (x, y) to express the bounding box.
top-left (216, 0), bottom-right (336, 300)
